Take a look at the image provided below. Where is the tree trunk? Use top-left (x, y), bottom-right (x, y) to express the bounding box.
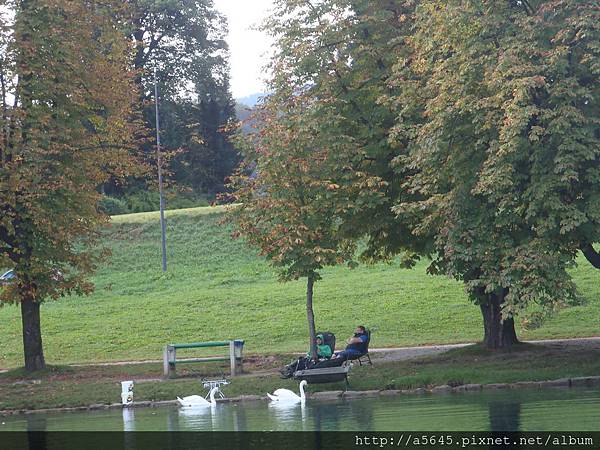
top-left (480, 289), bottom-right (519, 350)
top-left (306, 274), bottom-right (318, 361)
top-left (21, 294), bottom-right (45, 371)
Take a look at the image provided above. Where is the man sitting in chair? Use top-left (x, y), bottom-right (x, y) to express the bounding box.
top-left (332, 325), bottom-right (368, 360)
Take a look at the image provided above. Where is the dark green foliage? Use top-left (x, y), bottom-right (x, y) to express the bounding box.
top-left (244, 0), bottom-right (600, 348)
top-left (393, 0), bottom-right (600, 322)
top-left (98, 197), bottom-right (129, 216)
top-left (166, 97), bottom-right (239, 195)
top-left (100, 191), bottom-right (209, 215)
top-left (112, 0), bottom-right (239, 198)
top-left (123, 190), bottom-right (209, 214)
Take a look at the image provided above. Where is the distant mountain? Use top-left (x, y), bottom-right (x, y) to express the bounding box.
top-left (236, 92), bottom-right (266, 107)
top-left (235, 92), bottom-right (268, 134)
top-left (235, 102), bottom-right (257, 134)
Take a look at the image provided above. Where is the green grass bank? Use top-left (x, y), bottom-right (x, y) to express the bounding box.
top-left (1, 206), bottom-right (599, 369)
top-left (2, 343), bottom-right (600, 412)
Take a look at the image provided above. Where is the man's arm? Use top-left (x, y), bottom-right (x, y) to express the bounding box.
top-left (346, 336), bottom-right (364, 345)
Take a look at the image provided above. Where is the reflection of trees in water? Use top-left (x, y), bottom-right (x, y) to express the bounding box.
top-left (232, 404), bottom-right (248, 432)
top-left (166, 406), bottom-right (181, 450)
top-left (166, 406), bottom-right (179, 432)
top-left (348, 398), bottom-right (375, 431)
top-left (268, 402), bottom-right (305, 430)
top-left (26, 415), bottom-right (47, 450)
top-left (231, 406), bottom-right (250, 450)
top-left (307, 402), bottom-right (337, 450)
top-left (211, 404), bottom-right (247, 432)
top-left (309, 399), bottom-right (375, 450)
top-left (489, 401), bottom-right (522, 450)
top-left (312, 401), bottom-right (341, 431)
top-left (310, 398), bottom-right (375, 431)
top-left (489, 401), bottom-right (521, 432)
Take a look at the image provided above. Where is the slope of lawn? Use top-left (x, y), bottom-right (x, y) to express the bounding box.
top-left (0, 206), bottom-right (599, 369)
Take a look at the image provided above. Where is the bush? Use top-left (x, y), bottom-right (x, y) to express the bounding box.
top-left (98, 196), bottom-right (128, 215)
top-left (166, 191), bottom-right (210, 210)
top-left (101, 190), bottom-right (211, 215)
top-left (124, 191), bottom-right (160, 213)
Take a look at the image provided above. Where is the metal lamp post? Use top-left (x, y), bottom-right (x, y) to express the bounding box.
top-left (153, 67), bottom-right (167, 272)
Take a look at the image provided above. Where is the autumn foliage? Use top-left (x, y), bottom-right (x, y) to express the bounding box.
top-left (232, 0), bottom-right (600, 350)
top-left (0, 0), bottom-right (145, 370)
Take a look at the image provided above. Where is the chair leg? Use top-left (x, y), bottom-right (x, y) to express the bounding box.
top-left (367, 353), bottom-right (373, 366)
top-left (358, 358), bottom-right (362, 366)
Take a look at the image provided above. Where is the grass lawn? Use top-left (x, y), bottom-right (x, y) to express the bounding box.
top-left (0, 206), bottom-right (599, 369)
top-left (1, 343), bottom-right (599, 412)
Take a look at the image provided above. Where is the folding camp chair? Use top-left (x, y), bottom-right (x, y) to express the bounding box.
top-left (347, 329), bottom-right (372, 366)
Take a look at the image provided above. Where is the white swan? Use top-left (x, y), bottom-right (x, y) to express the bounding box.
top-left (177, 386), bottom-right (219, 407)
top-left (267, 380), bottom-right (307, 404)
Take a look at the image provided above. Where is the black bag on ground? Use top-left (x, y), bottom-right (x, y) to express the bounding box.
top-left (311, 357), bottom-right (345, 369)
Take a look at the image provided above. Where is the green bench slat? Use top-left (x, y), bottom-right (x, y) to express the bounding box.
top-left (170, 341), bottom-right (231, 349)
top-left (164, 340), bottom-right (245, 377)
top-left (171, 357), bottom-right (230, 364)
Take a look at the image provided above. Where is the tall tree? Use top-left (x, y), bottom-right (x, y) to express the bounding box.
top-left (230, 90), bottom-right (371, 360)
top-left (393, 0), bottom-right (599, 348)
top-left (229, 0), bottom-right (432, 358)
top-left (124, 0), bottom-right (238, 198)
top-left (230, 0), bottom-right (419, 358)
top-left (261, 0), bottom-right (424, 257)
top-left (500, 1), bottom-right (600, 273)
top-left (249, 0), bottom-right (599, 350)
top-left (169, 81), bottom-right (239, 195)
top-left (0, 0), bottom-right (144, 370)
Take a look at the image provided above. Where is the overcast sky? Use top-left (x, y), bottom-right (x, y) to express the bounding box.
top-left (214, 0), bottom-right (275, 99)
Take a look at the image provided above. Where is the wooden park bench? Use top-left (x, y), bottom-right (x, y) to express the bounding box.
top-left (163, 340), bottom-right (244, 379)
top-left (294, 364), bottom-right (351, 388)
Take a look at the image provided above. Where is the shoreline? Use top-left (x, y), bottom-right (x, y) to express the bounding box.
top-left (3, 375), bottom-right (600, 417)
top-left (3, 340), bottom-right (599, 416)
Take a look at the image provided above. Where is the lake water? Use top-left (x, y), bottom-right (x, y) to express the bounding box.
top-left (2, 387), bottom-right (600, 432)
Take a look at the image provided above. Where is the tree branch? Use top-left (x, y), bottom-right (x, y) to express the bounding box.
top-left (580, 243), bottom-right (600, 269)
top-left (521, 0), bottom-right (534, 15)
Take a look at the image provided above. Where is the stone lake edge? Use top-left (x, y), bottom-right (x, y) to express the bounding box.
top-left (2, 375), bottom-right (600, 417)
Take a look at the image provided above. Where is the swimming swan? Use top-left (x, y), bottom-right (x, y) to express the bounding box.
top-left (177, 386), bottom-right (219, 407)
top-left (267, 380), bottom-right (307, 403)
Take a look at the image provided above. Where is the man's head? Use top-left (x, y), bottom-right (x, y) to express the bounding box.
top-left (316, 334), bottom-right (324, 344)
top-left (355, 325), bottom-right (366, 335)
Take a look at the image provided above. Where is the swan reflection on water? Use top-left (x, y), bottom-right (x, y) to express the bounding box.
top-left (178, 406), bottom-right (213, 417)
top-left (177, 404), bottom-right (215, 430)
top-left (267, 400), bottom-right (307, 430)
top-left (177, 400), bottom-right (238, 431)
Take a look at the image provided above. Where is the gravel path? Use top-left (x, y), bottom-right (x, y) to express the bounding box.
top-left (370, 336), bottom-right (600, 363)
top-left (2, 336), bottom-right (599, 375)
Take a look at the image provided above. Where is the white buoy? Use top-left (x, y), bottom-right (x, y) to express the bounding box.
top-left (121, 380), bottom-right (134, 393)
top-left (121, 381), bottom-right (134, 406)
